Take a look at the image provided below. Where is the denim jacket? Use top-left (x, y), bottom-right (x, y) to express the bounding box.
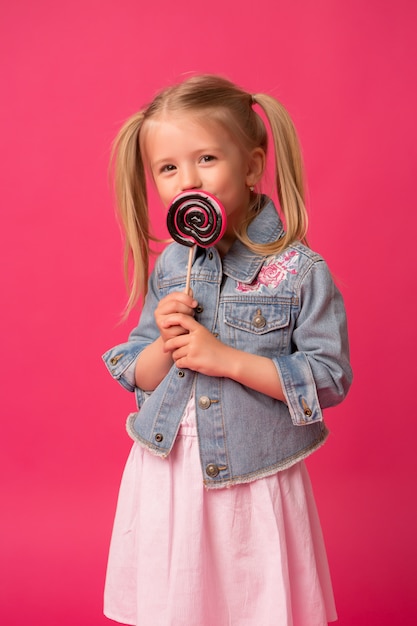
top-left (103, 198), bottom-right (352, 488)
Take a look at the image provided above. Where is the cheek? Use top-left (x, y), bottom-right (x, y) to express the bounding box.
top-left (154, 181), bottom-right (172, 207)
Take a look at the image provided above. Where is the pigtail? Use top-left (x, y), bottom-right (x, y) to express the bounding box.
top-left (252, 93), bottom-right (309, 250)
top-left (110, 111), bottom-right (153, 316)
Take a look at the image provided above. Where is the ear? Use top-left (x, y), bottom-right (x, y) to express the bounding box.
top-left (246, 148), bottom-right (266, 187)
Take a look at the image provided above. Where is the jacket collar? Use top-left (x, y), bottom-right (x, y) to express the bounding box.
top-left (221, 197), bottom-right (284, 283)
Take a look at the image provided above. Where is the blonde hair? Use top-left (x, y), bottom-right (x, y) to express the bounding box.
top-left (110, 74), bottom-right (309, 315)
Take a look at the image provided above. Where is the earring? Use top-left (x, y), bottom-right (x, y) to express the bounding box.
top-left (249, 186), bottom-right (254, 192)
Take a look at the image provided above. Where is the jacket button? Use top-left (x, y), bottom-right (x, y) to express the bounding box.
top-left (206, 463), bottom-right (219, 477)
top-left (253, 309), bottom-right (266, 329)
top-left (178, 370), bottom-right (185, 378)
top-left (110, 353), bottom-right (124, 365)
top-left (196, 305), bottom-right (204, 314)
top-left (155, 433), bottom-right (163, 443)
top-left (301, 398), bottom-right (313, 418)
top-left (198, 396), bottom-right (211, 409)
top-left (208, 251), bottom-right (214, 260)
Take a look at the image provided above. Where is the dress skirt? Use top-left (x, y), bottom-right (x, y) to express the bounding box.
top-left (104, 398), bottom-right (337, 626)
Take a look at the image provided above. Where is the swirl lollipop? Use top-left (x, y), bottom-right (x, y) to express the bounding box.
top-left (167, 191), bottom-right (227, 293)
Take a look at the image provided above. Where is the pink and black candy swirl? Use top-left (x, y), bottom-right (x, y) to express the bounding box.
top-left (166, 191), bottom-right (226, 248)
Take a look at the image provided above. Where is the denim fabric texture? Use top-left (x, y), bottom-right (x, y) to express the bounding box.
top-left (103, 198), bottom-right (352, 488)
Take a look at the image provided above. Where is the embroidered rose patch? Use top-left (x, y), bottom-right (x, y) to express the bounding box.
top-left (236, 250), bottom-right (299, 292)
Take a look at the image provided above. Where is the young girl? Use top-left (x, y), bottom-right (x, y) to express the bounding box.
top-left (102, 74), bottom-right (352, 626)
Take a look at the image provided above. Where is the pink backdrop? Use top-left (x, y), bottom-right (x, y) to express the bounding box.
top-left (1, 1), bottom-right (416, 624)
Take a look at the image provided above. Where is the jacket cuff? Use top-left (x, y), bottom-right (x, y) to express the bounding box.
top-left (273, 352), bottom-right (323, 426)
top-left (102, 344), bottom-right (142, 392)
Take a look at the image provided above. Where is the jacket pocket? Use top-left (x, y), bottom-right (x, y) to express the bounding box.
top-left (223, 300), bottom-right (292, 355)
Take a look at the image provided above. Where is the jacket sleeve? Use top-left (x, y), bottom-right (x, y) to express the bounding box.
top-left (273, 259), bottom-right (352, 426)
top-left (101, 263), bottom-right (162, 404)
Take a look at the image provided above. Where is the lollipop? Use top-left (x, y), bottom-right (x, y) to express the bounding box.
top-left (167, 191), bottom-right (226, 248)
top-left (167, 191), bottom-right (227, 293)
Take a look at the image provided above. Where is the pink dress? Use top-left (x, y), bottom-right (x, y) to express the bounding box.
top-left (104, 395), bottom-right (337, 626)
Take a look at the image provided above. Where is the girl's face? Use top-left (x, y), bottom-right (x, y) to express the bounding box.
top-left (143, 114), bottom-right (262, 237)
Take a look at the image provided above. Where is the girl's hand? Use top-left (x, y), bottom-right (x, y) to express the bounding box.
top-left (134, 292), bottom-right (197, 391)
top-left (163, 313), bottom-right (286, 401)
top-left (162, 314), bottom-right (231, 377)
top-left (155, 291), bottom-right (198, 344)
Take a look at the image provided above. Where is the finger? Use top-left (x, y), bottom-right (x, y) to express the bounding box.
top-left (161, 327), bottom-right (188, 343)
top-left (172, 347), bottom-right (187, 363)
top-left (162, 313), bottom-right (198, 331)
top-left (164, 332), bottom-right (190, 353)
top-left (163, 291), bottom-right (197, 308)
top-left (157, 306), bottom-right (193, 320)
top-left (158, 301), bottom-right (198, 320)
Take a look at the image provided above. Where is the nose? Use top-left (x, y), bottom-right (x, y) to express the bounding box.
top-left (179, 164), bottom-right (202, 191)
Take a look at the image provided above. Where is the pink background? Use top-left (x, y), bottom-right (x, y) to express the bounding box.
top-left (1, 1), bottom-right (416, 624)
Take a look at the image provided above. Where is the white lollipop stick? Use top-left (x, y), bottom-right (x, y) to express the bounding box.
top-left (185, 246), bottom-right (195, 295)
